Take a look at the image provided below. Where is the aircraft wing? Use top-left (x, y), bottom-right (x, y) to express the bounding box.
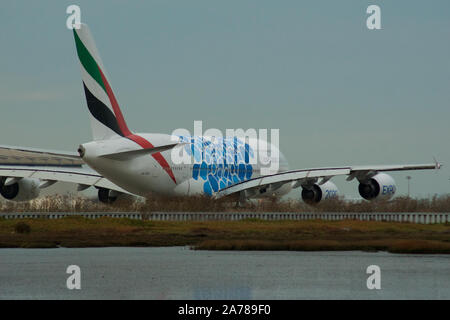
top-left (0, 146), bottom-right (129, 194)
top-left (0, 165), bottom-right (131, 194)
top-left (214, 163), bottom-right (440, 198)
top-left (0, 145), bottom-right (83, 166)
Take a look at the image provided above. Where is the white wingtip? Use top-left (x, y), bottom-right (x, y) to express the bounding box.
top-left (433, 156), bottom-right (442, 170)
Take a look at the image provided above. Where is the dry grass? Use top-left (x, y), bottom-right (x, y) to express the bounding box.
top-left (0, 216), bottom-right (449, 252)
top-left (2, 194), bottom-right (450, 213)
top-left (316, 195), bottom-right (450, 213)
top-left (0, 195), bottom-right (141, 213)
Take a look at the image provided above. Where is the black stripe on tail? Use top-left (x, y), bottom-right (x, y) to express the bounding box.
top-left (82, 82), bottom-right (124, 137)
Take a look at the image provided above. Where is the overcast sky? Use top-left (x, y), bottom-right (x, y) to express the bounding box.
top-left (1, 0), bottom-right (449, 199)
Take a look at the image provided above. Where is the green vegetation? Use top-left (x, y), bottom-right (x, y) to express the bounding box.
top-left (0, 216), bottom-right (449, 253)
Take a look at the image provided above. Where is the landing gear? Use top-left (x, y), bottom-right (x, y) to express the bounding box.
top-left (235, 191), bottom-right (247, 207)
top-left (98, 188), bottom-right (118, 204)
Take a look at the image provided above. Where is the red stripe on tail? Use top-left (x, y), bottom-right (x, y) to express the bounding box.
top-left (98, 67), bottom-right (177, 184)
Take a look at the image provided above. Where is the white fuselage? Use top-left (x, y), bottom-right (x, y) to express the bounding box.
top-left (80, 133), bottom-right (291, 199)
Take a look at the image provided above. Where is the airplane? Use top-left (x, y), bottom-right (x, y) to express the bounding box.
top-left (0, 23), bottom-right (441, 205)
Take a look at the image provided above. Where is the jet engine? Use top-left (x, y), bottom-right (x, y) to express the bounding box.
top-left (301, 181), bottom-right (339, 204)
top-left (0, 177), bottom-right (40, 201)
top-left (358, 173), bottom-right (396, 200)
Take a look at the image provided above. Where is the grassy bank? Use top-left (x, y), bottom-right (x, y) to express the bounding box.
top-left (0, 216), bottom-right (449, 254)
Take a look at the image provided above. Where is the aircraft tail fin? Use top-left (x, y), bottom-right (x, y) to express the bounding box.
top-left (73, 24), bottom-right (132, 140)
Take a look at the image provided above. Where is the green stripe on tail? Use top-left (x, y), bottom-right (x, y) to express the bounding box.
top-left (73, 29), bottom-right (106, 92)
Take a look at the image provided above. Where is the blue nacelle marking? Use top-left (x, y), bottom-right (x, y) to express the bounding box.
top-left (324, 189), bottom-right (338, 199)
top-left (302, 181), bottom-right (339, 204)
top-left (359, 173), bottom-right (397, 201)
top-left (382, 185), bottom-right (396, 195)
top-left (321, 181), bottom-right (339, 201)
top-left (373, 173), bottom-right (397, 200)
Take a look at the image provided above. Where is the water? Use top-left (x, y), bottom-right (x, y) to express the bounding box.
top-left (0, 247), bottom-right (449, 299)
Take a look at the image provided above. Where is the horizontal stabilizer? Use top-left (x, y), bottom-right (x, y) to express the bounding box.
top-left (99, 143), bottom-right (185, 161)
